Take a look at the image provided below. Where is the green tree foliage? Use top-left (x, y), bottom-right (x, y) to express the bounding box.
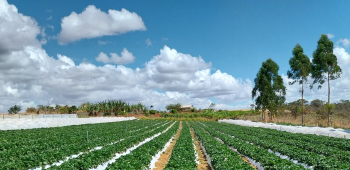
top-left (287, 43), bottom-right (311, 124)
top-left (190, 108), bottom-right (196, 113)
top-left (170, 109), bottom-right (178, 114)
top-left (310, 99), bottom-right (324, 109)
top-left (149, 110), bottom-right (157, 115)
top-left (311, 34), bottom-right (342, 126)
top-left (165, 103), bottom-right (182, 112)
top-left (26, 107), bottom-right (37, 113)
top-left (252, 58), bottom-right (286, 121)
top-left (8, 105), bottom-right (21, 114)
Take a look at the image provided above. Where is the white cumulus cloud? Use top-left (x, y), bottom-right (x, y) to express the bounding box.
top-left (338, 38), bottom-right (350, 48)
top-left (327, 33), bottom-right (334, 39)
top-left (96, 48), bottom-right (135, 65)
top-left (145, 38), bottom-right (152, 46)
top-left (58, 5), bottom-right (146, 44)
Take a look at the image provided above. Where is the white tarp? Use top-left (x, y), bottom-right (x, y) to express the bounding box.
top-left (0, 117), bottom-right (136, 130)
top-left (0, 114), bottom-right (78, 119)
top-left (219, 119), bottom-right (350, 139)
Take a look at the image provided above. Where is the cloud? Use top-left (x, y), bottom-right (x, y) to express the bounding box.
top-left (47, 25), bottom-right (54, 30)
top-left (0, 0), bottom-right (41, 54)
top-left (46, 15), bottom-right (52, 20)
top-left (0, 0), bottom-right (262, 112)
top-left (96, 48), bottom-right (135, 64)
top-left (162, 37), bottom-right (168, 41)
top-left (338, 38), bottom-right (350, 48)
top-left (327, 33), bottom-right (334, 39)
top-left (98, 40), bottom-right (108, 45)
top-left (145, 38), bottom-right (152, 46)
top-left (58, 5), bottom-right (146, 45)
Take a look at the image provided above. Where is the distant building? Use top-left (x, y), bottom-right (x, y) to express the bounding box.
top-left (181, 105), bottom-right (194, 110)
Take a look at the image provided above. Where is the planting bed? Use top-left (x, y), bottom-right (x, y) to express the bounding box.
top-left (1, 119), bottom-right (349, 169)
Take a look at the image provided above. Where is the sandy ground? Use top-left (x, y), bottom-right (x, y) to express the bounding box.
top-left (153, 121), bottom-right (182, 170)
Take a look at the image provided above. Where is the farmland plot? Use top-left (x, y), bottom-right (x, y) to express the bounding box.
top-left (2, 120), bottom-right (350, 170)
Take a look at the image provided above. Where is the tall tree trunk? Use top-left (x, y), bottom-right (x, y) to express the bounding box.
top-left (328, 72), bottom-right (330, 126)
top-left (302, 79), bottom-right (304, 125)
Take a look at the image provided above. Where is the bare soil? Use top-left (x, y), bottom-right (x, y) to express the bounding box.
top-left (153, 121), bottom-right (182, 170)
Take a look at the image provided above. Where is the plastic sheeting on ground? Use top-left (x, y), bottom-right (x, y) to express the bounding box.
top-left (0, 117), bottom-right (136, 130)
top-left (219, 119), bottom-right (350, 139)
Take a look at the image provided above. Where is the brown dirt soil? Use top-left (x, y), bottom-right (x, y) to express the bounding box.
top-left (188, 123), bottom-right (212, 170)
top-left (153, 121), bottom-right (183, 170)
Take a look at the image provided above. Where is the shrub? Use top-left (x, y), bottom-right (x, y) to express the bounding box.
top-left (171, 109), bottom-right (178, 114)
top-left (123, 111), bottom-right (128, 117)
top-left (190, 108), bottom-right (195, 113)
top-left (149, 110), bottom-right (157, 115)
top-left (26, 107), bottom-right (36, 113)
top-left (160, 111), bottom-right (167, 117)
top-left (103, 112), bottom-right (111, 116)
top-left (8, 105), bottom-right (21, 114)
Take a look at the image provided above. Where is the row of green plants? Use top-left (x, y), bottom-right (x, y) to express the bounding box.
top-left (203, 122), bottom-right (350, 169)
top-left (188, 121), bottom-right (254, 169)
top-left (105, 122), bottom-right (180, 169)
top-left (0, 120), bottom-right (166, 169)
top-left (165, 122), bottom-right (197, 169)
top-left (195, 122), bottom-right (307, 169)
top-left (160, 109), bottom-right (256, 119)
top-left (213, 122), bottom-right (350, 163)
top-left (255, 125), bottom-right (350, 151)
top-left (50, 121), bottom-right (173, 169)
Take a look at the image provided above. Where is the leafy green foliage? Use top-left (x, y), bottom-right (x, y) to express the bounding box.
top-left (8, 105), bottom-right (21, 114)
top-left (149, 110), bottom-right (157, 115)
top-left (166, 103), bottom-right (182, 112)
top-left (311, 34), bottom-right (342, 126)
top-left (287, 44), bottom-right (311, 124)
top-left (0, 120), bottom-right (167, 169)
top-left (311, 34), bottom-right (342, 89)
top-left (252, 59), bottom-right (286, 121)
top-left (170, 109), bottom-right (178, 114)
top-left (50, 121), bottom-right (173, 169)
top-left (287, 43), bottom-right (311, 86)
top-left (189, 122), bottom-right (254, 170)
top-left (25, 107), bottom-right (36, 113)
top-left (106, 122), bottom-right (180, 169)
top-left (203, 121), bottom-right (350, 169)
top-left (165, 122), bottom-right (196, 169)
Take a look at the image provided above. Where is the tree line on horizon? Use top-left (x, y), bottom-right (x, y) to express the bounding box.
top-left (252, 34), bottom-right (342, 126)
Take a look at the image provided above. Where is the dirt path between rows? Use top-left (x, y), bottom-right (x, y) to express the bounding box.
top-left (153, 121), bottom-right (182, 170)
top-left (188, 123), bottom-right (211, 170)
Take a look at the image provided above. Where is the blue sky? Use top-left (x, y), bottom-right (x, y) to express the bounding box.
top-left (1, 0), bottom-right (350, 111)
top-left (9, 0), bottom-right (350, 79)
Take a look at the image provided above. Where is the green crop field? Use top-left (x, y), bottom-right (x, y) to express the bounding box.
top-left (1, 120), bottom-right (350, 170)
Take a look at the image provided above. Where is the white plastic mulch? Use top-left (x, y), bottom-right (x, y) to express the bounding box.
top-left (0, 117), bottom-right (136, 130)
top-left (219, 119), bottom-right (350, 139)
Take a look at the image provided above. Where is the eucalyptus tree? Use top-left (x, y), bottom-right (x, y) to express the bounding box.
top-left (311, 34), bottom-right (342, 126)
top-left (252, 58), bottom-right (286, 121)
top-left (287, 43), bottom-right (311, 125)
